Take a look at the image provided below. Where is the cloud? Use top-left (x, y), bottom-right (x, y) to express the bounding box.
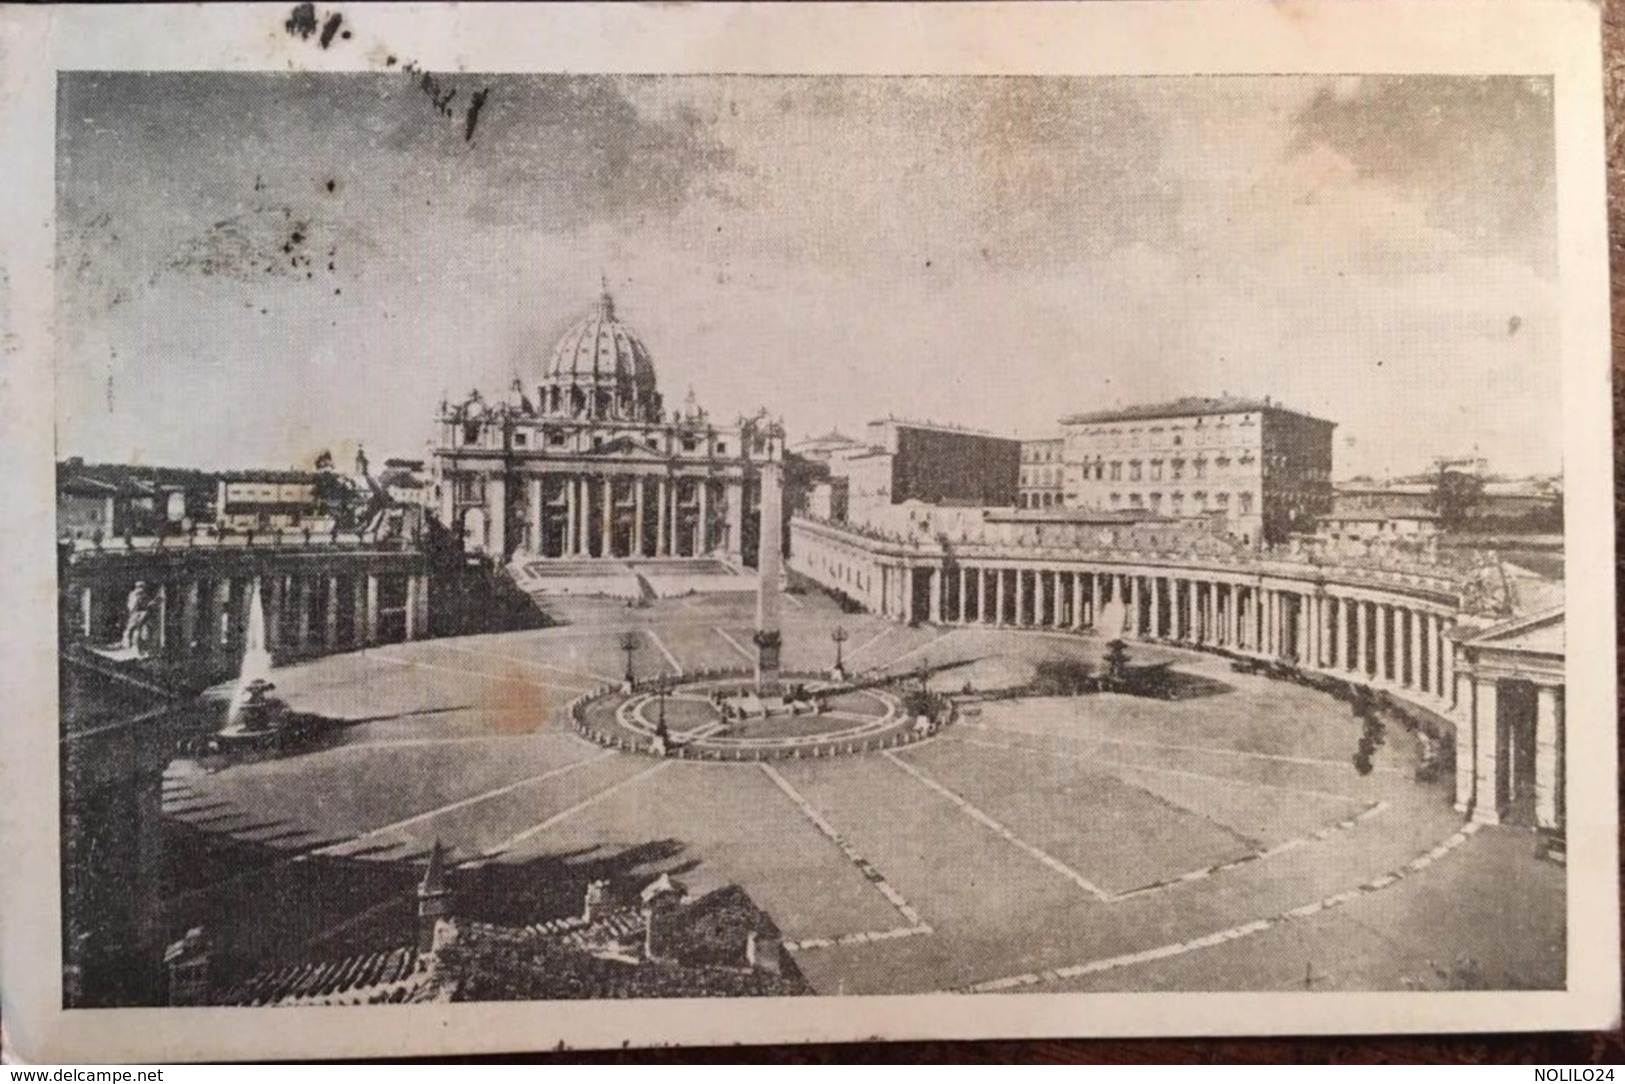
top-left (1288, 76), bottom-right (1556, 276)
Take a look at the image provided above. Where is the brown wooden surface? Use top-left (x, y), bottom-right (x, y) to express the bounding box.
top-left (394, 4), bottom-right (1625, 1064)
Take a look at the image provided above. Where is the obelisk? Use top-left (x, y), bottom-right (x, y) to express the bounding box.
top-left (753, 424), bottom-right (784, 695)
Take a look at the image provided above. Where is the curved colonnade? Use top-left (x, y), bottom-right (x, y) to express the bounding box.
top-left (789, 516), bottom-right (1564, 834)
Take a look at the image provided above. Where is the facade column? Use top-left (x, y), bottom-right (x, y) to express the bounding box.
top-left (959, 567), bottom-right (969, 623)
top-left (1230, 585), bottom-right (1243, 648)
top-left (929, 568), bottom-right (943, 624)
top-left (995, 569), bottom-right (1006, 625)
top-left (564, 476), bottom-right (578, 556)
top-left (902, 567), bottom-right (916, 624)
top-left (1453, 670), bottom-right (1477, 812)
top-left (634, 477), bottom-right (646, 558)
top-left (670, 478), bottom-right (682, 557)
top-left (601, 476), bottom-right (615, 558)
top-left (1472, 678), bottom-right (1502, 824)
top-left (1073, 572), bottom-right (1085, 629)
top-left (726, 481), bottom-right (744, 563)
top-left (529, 477), bottom-right (543, 556)
top-left (655, 477), bottom-right (669, 557)
top-left (1428, 614), bottom-right (1443, 699)
top-left (488, 474), bottom-right (507, 561)
top-left (1337, 597), bottom-right (1352, 672)
top-left (1187, 580), bottom-right (1200, 643)
top-left (1534, 685), bottom-right (1564, 831)
top-left (697, 479), bottom-right (710, 556)
top-left (1149, 576), bottom-right (1163, 639)
top-left (1127, 575), bottom-right (1140, 637)
top-left (1017, 570), bottom-right (1031, 626)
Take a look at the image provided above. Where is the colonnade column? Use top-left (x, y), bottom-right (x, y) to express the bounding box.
top-left (1374, 604), bottom-right (1389, 682)
top-left (1355, 601), bottom-right (1369, 675)
top-left (601, 477), bottom-right (614, 559)
top-left (1471, 678), bottom-right (1501, 824)
top-left (364, 573), bottom-right (380, 646)
top-left (1534, 685), bottom-right (1564, 831)
top-left (1073, 573), bottom-right (1086, 630)
top-left (995, 569), bottom-right (1006, 625)
top-left (902, 567), bottom-right (916, 624)
top-left (1453, 670), bottom-right (1477, 812)
top-left (324, 575), bottom-right (339, 647)
top-left (1409, 609), bottom-right (1425, 692)
top-left (1149, 577), bottom-right (1163, 639)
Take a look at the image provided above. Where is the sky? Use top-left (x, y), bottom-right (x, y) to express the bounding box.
top-left (56, 72), bottom-right (1560, 478)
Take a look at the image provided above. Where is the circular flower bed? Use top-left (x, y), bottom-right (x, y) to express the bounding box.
top-left (567, 667), bottom-right (954, 760)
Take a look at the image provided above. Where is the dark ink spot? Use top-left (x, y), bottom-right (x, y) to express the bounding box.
top-left (464, 87), bottom-right (490, 142)
top-left (341, 29), bottom-right (351, 41)
top-left (924, 259), bottom-right (932, 268)
top-left (318, 12), bottom-right (344, 49)
top-left (325, 179), bottom-right (337, 193)
top-left (386, 55), bottom-right (398, 67)
top-left (290, 230), bottom-right (304, 245)
top-left (334, 288), bottom-right (342, 296)
top-left (328, 261), bottom-right (335, 271)
top-left (284, 3), bottom-right (317, 40)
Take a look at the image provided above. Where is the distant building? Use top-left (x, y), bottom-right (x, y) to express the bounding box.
top-left (1317, 509), bottom-right (1440, 544)
top-left (1019, 437), bottom-right (1065, 509)
top-left (788, 429), bottom-right (867, 464)
top-left (829, 418), bottom-right (1019, 528)
top-left (1057, 395), bottom-right (1335, 545)
top-left (56, 460), bottom-right (214, 540)
top-left (215, 470), bottom-right (325, 531)
top-left (431, 289), bottom-right (777, 564)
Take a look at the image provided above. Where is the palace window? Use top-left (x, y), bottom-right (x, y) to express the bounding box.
top-left (462, 421), bottom-right (482, 445)
top-left (1129, 461), bottom-right (1142, 482)
top-left (1109, 461), bottom-right (1122, 481)
top-left (716, 441), bottom-right (727, 454)
top-left (1193, 457), bottom-right (1206, 480)
top-left (1149, 493), bottom-right (1162, 509)
top-left (1170, 458), bottom-right (1183, 480)
top-left (681, 437), bottom-right (698, 453)
top-left (1110, 492), bottom-right (1121, 506)
top-left (1216, 492), bottom-right (1230, 506)
top-left (1240, 493), bottom-right (1254, 513)
top-left (454, 475), bottom-right (485, 503)
top-left (1130, 493), bottom-right (1144, 507)
top-left (513, 432), bottom-right (528, 447)
top-left (1150, 460), bottom-right (1163, 482)
top-left (547, 430), bottom-right (566, 447)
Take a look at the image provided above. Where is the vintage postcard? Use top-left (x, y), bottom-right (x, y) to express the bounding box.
top-left (0, 0), bottom-right (1616, 1063)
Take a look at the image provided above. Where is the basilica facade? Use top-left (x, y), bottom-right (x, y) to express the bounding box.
top-left (432, 290), bottom-right (776, 565)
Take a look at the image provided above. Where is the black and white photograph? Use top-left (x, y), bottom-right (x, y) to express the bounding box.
top-left (0, 0), bottom-right (1616, 1061)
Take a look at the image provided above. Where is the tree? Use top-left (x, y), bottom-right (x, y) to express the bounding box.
top-left (1431, 466), bottom-right (1485, 532)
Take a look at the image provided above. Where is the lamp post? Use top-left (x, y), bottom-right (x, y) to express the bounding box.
top-left (619, 631), bottom-right (641, 692)
top-left (653, 672), bottom-right (671, 734)
top-left (830, 625), bottom-right (848, 681)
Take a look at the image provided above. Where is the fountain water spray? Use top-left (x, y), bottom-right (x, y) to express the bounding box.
top-left (224, 578), bottom-right (273, 730)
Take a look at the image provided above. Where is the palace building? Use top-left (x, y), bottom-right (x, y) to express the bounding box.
top-left (1057, 395), bottom-right (1335, 545)
top-left (432, 290), bottom-right (778, 566)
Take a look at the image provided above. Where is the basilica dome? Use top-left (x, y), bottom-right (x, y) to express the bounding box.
top-left (538, 291), bottom-right (662, 421)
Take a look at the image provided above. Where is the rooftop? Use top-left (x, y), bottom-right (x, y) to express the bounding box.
top-left (1059, 395), bottom-right (1332, 427)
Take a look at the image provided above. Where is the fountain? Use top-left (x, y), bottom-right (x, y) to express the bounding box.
top-left (218, 579), bottom-right (285, 740)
